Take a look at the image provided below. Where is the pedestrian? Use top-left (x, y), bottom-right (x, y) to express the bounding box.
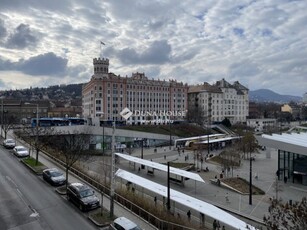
top-left (164, 155), bottom-right (166, 160)
top-left (222, 225), bottom-right (226, 230)
top-left (213, 219), bottom-right (217, 230)
top-left (187, 210), bottom-right (191, 221)
top-left (284, 176), bottom-right (288, 183)
top-left (217, 221), bottom-right (220, 229)
top-left (154, 196), bottom-right (157, 206)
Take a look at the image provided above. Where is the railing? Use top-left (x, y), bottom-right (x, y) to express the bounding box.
top-left (40, 149), bottom-right (200, 230)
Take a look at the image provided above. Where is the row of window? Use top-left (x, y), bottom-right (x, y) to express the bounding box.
top-left (94, 83), bottom-right (186, 92)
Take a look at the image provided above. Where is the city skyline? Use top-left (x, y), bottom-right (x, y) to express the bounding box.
top-left (0, 0), bottom-right (306, 97)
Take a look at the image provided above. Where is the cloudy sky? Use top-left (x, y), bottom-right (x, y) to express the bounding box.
top-left (0, 0), bottom-right (306, 96)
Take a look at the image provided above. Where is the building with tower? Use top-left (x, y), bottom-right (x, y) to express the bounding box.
top-left (82, 57), bottom-right (188, 125)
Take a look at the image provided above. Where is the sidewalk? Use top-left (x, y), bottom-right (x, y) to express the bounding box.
top-left (125, 146), bottom-right (307, 228)
top-left (5, 132), bottom-right (157, 230)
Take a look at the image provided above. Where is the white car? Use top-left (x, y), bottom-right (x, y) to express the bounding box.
top-left (3, 139), bottom-right (16, 149)
top-left (113, 217), bottom-right (142, 230)
top-left (13, 146), bottom-right (29, 158)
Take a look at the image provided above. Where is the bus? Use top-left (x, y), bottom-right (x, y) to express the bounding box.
top-left (31, 117), bottom-right (87, 127)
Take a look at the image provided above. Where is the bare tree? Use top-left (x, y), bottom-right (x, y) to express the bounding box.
top-left (264, 197), bottom-right (307, 230)
top-left (186, 106), bottom-right (206, 127)
top-left (238, 131), bottom-right (258, 159)
top-left (219, 147), bottom-right (241, 177)
top-left (42, 129), bottom-right (92, 190)
top-left (2, 113), bottom-right (18, 139)
top-left (19, 125), bottom-right (53, 165)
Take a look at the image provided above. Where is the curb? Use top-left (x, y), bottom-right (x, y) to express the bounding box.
top-left (20, 159), bottom-right (47, 175)
top-left (88, 215), bottom-right (111, 228)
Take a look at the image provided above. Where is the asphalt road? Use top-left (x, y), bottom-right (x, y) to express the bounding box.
top-left (0, 146), bottom-right (99, 230)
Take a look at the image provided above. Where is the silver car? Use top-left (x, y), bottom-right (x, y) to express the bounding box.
top-left (13, 146), bottom-right (29, 157)
top-left (3, 139), bottom-right (16, 149)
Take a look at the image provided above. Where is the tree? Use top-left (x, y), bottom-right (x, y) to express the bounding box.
top-left (219, 147), bottom-right (241, 177)
top-left (264, 197), bottom-right (307, 230)
top-left (19, 125), bottom-right (53, 165)
top-left (186, 105), bottom-right (206, 127)
top-left (221, 118), bottom-right (231, 128)
top-left (238, 131), bottom-right (258, 160)
top-left (42, 129), bottom-right (92, 190)
top-left (1, 112), bottom-right (18, 139)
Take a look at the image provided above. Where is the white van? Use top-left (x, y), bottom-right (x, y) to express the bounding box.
top-left (113, 217), bottom-right (142, 230)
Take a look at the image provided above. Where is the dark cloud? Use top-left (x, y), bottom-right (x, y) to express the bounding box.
top-left (0, 53), bottom-right (68, 76)
top-left (0, 18), bottom-right (7, 39)
top-left (6, 24), bottom-right (40, 49)
top-left (104, 40), bottom-right (171, 65)
top-left (18, 52), bottom-right (68, 76)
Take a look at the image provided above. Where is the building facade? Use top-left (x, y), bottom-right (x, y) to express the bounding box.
top-left (247, 118), bottom-right (277, 132)
top-left (82, 58), bottom-right (188, 125)
top-left (0, 99), bottom-right (49, 124)
top-left (188, 79), bottom-right (249, 124)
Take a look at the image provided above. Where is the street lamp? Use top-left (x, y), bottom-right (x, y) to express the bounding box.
top-left (25, 102), bottom-right (39, 163)
top-left (110, 121), bottom-right (116, 218)
top-left (249, 152), bottom-right (253, 205)
top-left (169, 118), bottom-right (172, 150)
top-left (1, 98), bottom-right (4, 138)
top-left (166, 158), bottom-right (178, 212)
top-left (167, 161), bottom-right (171, 211)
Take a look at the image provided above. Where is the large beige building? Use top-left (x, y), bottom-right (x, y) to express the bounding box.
top-left (82, 57), bottom-right (188, 125)
top-left (188, 79), bottom-right (249, 124)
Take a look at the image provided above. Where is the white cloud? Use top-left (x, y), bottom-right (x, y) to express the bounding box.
top-left (0, 0), bottom-right (306, 96)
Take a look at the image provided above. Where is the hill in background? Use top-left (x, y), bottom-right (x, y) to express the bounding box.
top-left (249, 89), bottom-right (302, 103)
top-left (1, 83), bottom-right (302, 104)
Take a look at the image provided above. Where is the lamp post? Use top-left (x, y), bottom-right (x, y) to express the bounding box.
top-left (110, 121), bottom-right (116, 218)
top-left (166, 158), bottom-right (178, 212)
top-left (249, 152), bottom-right (253, 205)
top-left (25, 102), bottom-right (39, 164)
top-left (1, 98), bottom-right (4, 138)
top-left (167, 161), bottom-right (171, 211)
top-left (169, 118), bottom-right (172, 150)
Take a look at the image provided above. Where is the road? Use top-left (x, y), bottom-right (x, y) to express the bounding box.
top-left (0, 146), bottom-right (99, 230)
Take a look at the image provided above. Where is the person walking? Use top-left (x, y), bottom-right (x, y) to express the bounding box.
top-left (217, 221), bottom-right (220, 229)
top-left (187, 210), bottom-right (191, 221)
top-left (213, 219), bottom-right (217, 230)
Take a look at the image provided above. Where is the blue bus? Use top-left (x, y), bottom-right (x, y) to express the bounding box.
top-left (31, 117), bottom-right (86, 127)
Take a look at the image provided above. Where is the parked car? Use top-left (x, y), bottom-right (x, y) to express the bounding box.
top-left (13, 146), bottom-right (29, 157)
top-left (67, 182), bottom-right (100, 211)
top-left (3, 139), bottom-right (16, 149)
top-left (113, 217), bottom-right (142, 230)
top-left (42, 168), bottom-right (66, 186)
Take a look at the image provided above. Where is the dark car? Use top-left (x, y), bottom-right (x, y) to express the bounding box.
top-left (67, 182), bottom-right (100, 211)
top-left (42, 168), bottom-right (66, 186)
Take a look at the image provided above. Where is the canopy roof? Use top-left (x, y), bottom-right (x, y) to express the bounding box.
top-left (261, 132), bottom-right (307, 156)
top-left (116, 169), bottom-right (255, 230)
top-left (115, 152), bottom-right (205, 183)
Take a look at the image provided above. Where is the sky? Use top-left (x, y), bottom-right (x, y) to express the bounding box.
top-left (0, 0), bottom-right (306, 97)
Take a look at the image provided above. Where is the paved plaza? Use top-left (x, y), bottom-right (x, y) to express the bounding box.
top-left (111, 144), bottom-right (307, 229)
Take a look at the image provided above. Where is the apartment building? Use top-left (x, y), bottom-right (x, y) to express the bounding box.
top-left (82, 57), bottom-right (188, 125)
top-left (188, 79), bottom-right (249, 124)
